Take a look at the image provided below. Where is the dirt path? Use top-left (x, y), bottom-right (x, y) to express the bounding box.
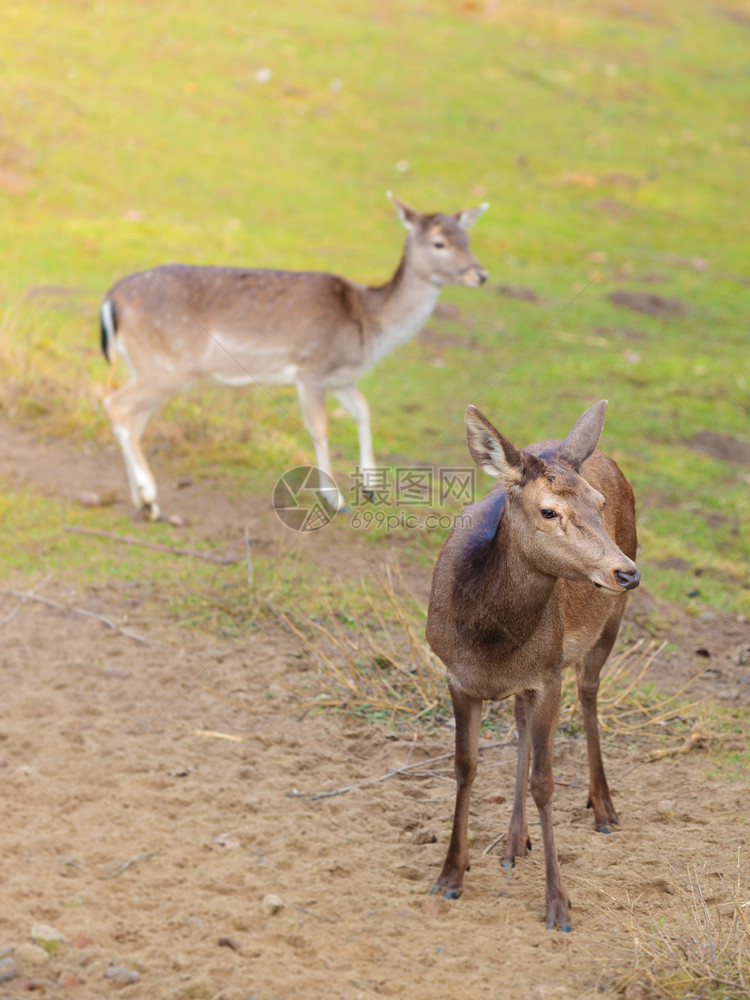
top-left (0, 424), bottom-right (748, 999)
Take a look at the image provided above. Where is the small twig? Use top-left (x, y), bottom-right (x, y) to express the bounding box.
top-left (63, 524), bottom-right (244, 565)
top-left (195, 729), bottom-right (247, 742)
top-left (0, 585), bottom-right (166, 646)
top-left (96, 851), bottom-right (155, 880)
top-left (645, 723), bottom-right (713, 761)
top-left (287, 736), bottom-right (515, 801)
top-left (291, 903), bottom-right (335, 924)
top-left (481, 831), bottom-right (506, 857)
top-left (0, 571), bottom-right (53, 627)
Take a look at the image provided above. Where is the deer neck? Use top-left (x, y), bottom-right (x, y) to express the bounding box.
top-left (364, 252), bottom-right (441, 364)
top-left (457, 506), bottom-right (559, 655)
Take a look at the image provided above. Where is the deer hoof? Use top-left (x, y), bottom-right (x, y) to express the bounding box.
top-left (595, 824), bottom-right (611, 834)
top-left (143, 502), bottom-right (162, 521)
top-left (430, 882), bottom-right (461, 900)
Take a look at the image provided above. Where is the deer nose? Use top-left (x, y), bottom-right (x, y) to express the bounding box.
top-left (476, 268), bottom-right (489, 285)
top-left (615, 568), bottom-right (640, 591)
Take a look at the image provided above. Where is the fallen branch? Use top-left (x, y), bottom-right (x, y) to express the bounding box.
top-left (286, 735), bottom-right (515, 801)
top-left (96, 852), bottom-right (155, 880)
top-left (63, 524), bottom-right (245, 565)
top-left (195, 729), bottom-right (247, 742)
top-left (0, 585), bottom-right (166, 646)
top-left (0, 571), bottom-right (53, 627)
top-left (645, 722), bottom-right (713, 761)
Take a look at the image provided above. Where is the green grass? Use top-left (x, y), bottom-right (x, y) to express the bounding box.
top-left (0, 0), bottom-right (748, 613)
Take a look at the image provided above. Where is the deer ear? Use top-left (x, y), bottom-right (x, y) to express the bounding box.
top-left (387, 191), bottom-right (421, 231)
top-left (465, 405), bottom-right (524, 484)
top-left (558, 400), bottom-right (608, 469)
top-left (455, 202), bottom-right (489, 230)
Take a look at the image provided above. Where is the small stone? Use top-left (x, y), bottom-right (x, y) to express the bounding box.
top-left (77, 490), bottom-right (102, 507)
top-left (413, 829), bottom-right (437, 845)
top-left (103, 965), bottom-right (140, 983)
top-left (59, 970), bottom-right (78, 988)
top-left (0, 956), bottom-right (18, 983)
top-left (15, 944), bottom-right (50, 966)
top-left (168, 513), bottom-right (185, 527)
top-left (260, 894), bottom-right (285, 916)
top-left (70, 933), bottom-right (93, 949)
top-left (31, 924), bottom-right (66, 955)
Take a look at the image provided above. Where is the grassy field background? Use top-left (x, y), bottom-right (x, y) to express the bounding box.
top-left (0, 0), bottom-right (748, 613)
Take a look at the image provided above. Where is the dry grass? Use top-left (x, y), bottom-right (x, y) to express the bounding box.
top-left (282, 558), bottom-right (704, 744)
top-left (593, 851), bottom-right (750, 999)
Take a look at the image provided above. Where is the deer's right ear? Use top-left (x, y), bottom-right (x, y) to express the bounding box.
top-left (387, 191), bottom-right (420, 231)
top-left (465, 406), bottom-right (524, 484)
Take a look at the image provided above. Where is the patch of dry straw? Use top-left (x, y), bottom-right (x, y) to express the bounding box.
top-left (282, 560), bottom-right (704, 745)
top-left (593, 851), bottom-right (750, 999)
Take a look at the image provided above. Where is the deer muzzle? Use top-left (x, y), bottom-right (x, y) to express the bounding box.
top-left (462, 265), bottom-right (489, 287)
top-left (614, 567), bottom-right (640, 591)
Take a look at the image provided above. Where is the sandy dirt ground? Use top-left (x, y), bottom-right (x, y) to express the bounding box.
top-left (0, 424), bottom-right (748, 1000)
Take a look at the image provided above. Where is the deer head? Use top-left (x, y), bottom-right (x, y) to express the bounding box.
top-left (388, 192), bottom-right (489, 288)
top-left (465, 402), bottom-right (640, 593)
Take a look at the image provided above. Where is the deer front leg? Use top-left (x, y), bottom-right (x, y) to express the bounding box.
top-left (503, 694), bottom-right (532, 866)
top-left (295, 380), bottom-right (348, 511)
top-left (333, 385), bottom-right (378, 498)
top-left (576, 611), bottom-right (624, 832)
top-left (432, 683), bottom-right (482, 899)
top-left (528, 681), bottom-right (571, 932)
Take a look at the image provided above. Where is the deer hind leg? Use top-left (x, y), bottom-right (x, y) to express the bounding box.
top-left (295, 380), bottom-right (348, 511)
top-left (527, 682), bottom-right (571, 932)
top-left (333, 385), bottom-right (378, 498)
top-left (432, 683), bottom-right (482, 899)
top-left (575, 603), bottom-right (626, 832)
top-left (103, 380), bottom-right (164, 520)
top-left (504, 694), bottom-right (532, 866)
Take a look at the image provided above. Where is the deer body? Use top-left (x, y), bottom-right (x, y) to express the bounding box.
top-left (426, 402), bottom-right (639, 931)
top-left (100, 196), bottom-right (487, 519)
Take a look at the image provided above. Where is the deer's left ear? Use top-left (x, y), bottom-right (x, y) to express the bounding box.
top-left (455, 203), bottom-right (489, 230)
top-left (558, 400), bottom-right (608, 469)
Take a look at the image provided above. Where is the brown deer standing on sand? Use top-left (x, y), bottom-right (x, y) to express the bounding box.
top-left (99, 194), bottom-right (488, 520)
top-left (425, 401), bottom-right (639, 931)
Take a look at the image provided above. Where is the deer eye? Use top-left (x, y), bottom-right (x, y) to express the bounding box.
top-left (432, 239), bottom-right (446, 249)
top-left (540, 508), bottom-right (558, 519)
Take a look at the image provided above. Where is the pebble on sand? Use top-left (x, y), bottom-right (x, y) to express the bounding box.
top-left (31, 923), bottom-right (67, 955)
top-left (104, 965), bottom-right (140, 983)
top-left (15, 943), bottom-right (50, 966)
top-left (261, 893), bottom-right (285, 916)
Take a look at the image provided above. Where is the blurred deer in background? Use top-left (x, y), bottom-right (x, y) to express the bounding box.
top-left (100, 194), bottom-right (488, 519)
top-left (426, 401), bottom-right (639, 931)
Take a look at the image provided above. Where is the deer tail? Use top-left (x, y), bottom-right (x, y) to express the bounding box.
top-left (100, 299), bottom-right (117, 364)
